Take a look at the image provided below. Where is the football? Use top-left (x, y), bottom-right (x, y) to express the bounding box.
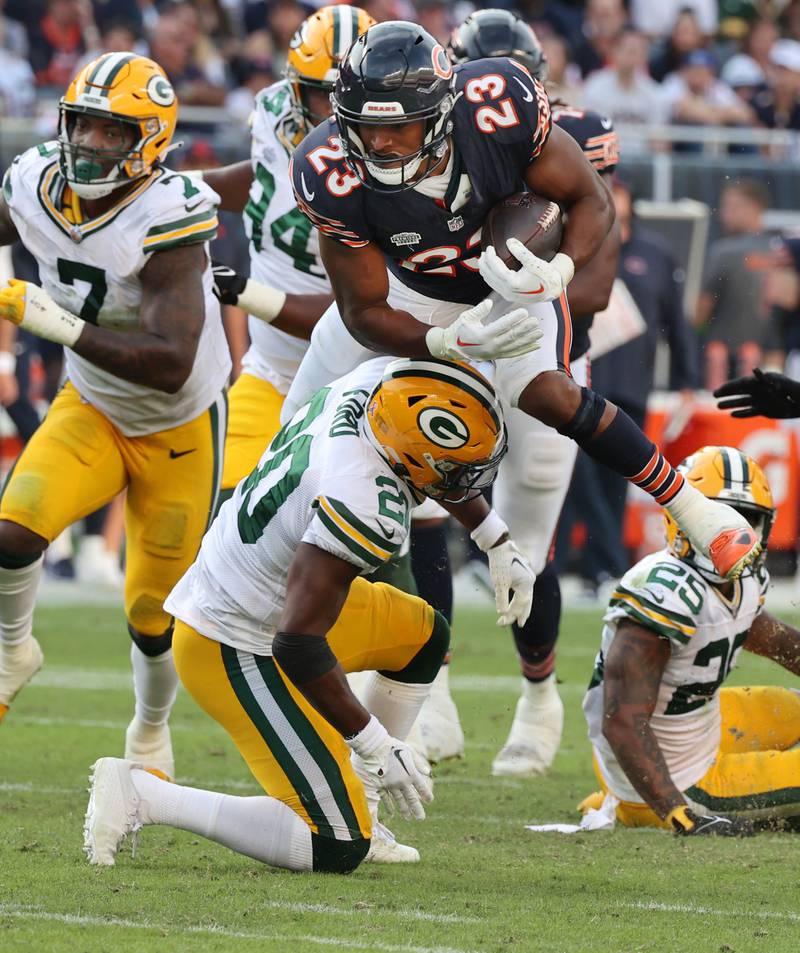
top-left (483, 192), bottom-right (563, 268)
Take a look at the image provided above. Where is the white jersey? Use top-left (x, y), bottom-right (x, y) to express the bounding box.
top-left (583, 549), bottom-right (768, 802)
top-left (4, 143), bottom-right (231, 436)
top-left (165, 359), bottom-right (416, 655)
top-left (241, 80), bottom-right (330, 395)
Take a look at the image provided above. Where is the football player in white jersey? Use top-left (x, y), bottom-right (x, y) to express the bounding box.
top-left (84, 358), bottom-right (536, 873)
top-left (582, 446), bottom-right (800, 833)
top-left (0, 54), bottom-right (231, 779)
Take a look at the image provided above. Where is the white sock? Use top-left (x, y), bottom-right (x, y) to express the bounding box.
top-left (361, 672), bottom-right (431, 740)
top-left (130, 645), bottom-right (179, 730)
top-left (0, 556), bottom-right (43, 648)
top-left (664, 481), bottom-right (744, 550)
top-left (130, 769), bottom-right (313, 870)
top-left (520, 673), bottom-right (560, 708)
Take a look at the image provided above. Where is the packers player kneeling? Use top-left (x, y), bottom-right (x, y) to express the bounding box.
top-left (581, 446), bottom-right (800, 835)
top-left (84, 358), bottom-right (536, 872)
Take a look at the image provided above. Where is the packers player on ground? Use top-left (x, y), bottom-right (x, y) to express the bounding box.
top-left (84, 358), bottom-right (536, 873)
top-left (0, 53), bottom-right (231, 778)
top-left (581, 446), bottom-right (800, 834)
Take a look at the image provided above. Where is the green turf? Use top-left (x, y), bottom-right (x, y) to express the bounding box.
top-left (1, 602), bottom-right (798, 953)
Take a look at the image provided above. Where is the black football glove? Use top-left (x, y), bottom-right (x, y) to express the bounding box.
top-left (714, 368), bottom-right (800, 419)
top-left (211, 263), bottom-right (248, 307)
top-left (668, 805), bottom-right (754, 837)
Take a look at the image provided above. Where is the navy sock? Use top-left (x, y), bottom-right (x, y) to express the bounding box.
top-left (410, 521), bottom-right (453, 626)
top-left (512, 562), bottom-right (561, 682)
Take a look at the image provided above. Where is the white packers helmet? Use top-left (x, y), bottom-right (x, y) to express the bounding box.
top-left (664, 445), bottom-right (775, 581)
top-left (365, 359), bottom-right (507, 503)
top-left (59, 52), bottom-right (178, 199)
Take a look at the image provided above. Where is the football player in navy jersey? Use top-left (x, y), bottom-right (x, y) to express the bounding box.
top-left (285, 24), bottom-right (759, 615)
top-left (446, 8), bottom-right (623, 777)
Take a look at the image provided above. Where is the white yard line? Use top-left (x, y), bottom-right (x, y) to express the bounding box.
top-left (0, 905), bottom-right (479, 953)
top-left (617, 900), bottom-right (800, 923)
top-left (261, 901), bottom-right (480, 925)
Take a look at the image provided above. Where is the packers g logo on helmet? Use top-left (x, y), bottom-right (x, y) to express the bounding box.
top-left (284, 5), bottom-right (375, 141)
top-left (365, 359), bottom-right (507, 503)
top-left (59, 52), bottom-right (178, 199)
top-left (664, 445), bottom-right (775, 580)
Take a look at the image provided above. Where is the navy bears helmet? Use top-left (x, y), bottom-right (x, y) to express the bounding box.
top-left (448, 10), bottom-right (548, 81)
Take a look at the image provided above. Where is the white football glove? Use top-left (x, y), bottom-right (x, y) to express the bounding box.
top-left (487, 540), bottom-right (536, 627)
top-left (479, 238), bottom-right (574, 304)
top-left (0, 279), bottom-right (85, 347)
top-left (426, 297), bottom-right (543, 361)
top-left (347, 715), bottom-right (433, 821)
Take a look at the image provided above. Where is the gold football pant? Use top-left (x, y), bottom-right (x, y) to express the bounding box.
top-left (588, 686), bottom-right (800, 828)
top-left (173, 578), bottom-right (443, 850)
top-left (0, 382), bottom-right (226, 638)
top-left (221, 372), bottom-right (284, 492)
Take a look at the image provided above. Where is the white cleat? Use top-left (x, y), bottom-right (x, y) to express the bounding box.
top-left (412, 665), bottom-right (464, 764)
top-left (492, 675), bottom-right (564, 778)
top-left (84, 757), bottom-right (143, 866)
top-left (365, 821), bottom-right (420, 864)
top-left (0, 636), bottom-right (44, 723)
top-left (124, 719), bottom-right (174, 780)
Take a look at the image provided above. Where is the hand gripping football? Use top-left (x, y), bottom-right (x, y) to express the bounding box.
top-left (483, 192), bottom-right (563, 268)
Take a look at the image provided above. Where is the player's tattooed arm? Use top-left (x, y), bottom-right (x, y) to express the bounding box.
top-left (745, 610), bottom-right (800, 676)
top-left (277, 542), bottom-right (373, 737)
top-left (566, 219), bottom-right (621, 320)
top-left (320, 234), bottom-right (433, 357)
top-left (0, 195), bottom-right (20, 246)
top-left (199, 161), bottom-right (252, 213)
top-left (524, 124), bottom-right (614, 272)
top-left (72, 243), bottom-right (206, 393)
top-left (602, 620), bottom-right (685, 818)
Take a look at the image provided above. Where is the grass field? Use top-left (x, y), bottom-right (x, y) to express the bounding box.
top-left (1, 600), bottom-right (798, 953)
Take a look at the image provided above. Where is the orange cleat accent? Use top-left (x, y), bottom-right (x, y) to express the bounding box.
top-left (0, 702), bottom-right (8, 723)
top-left (708, 527), bottom-right (761, 579)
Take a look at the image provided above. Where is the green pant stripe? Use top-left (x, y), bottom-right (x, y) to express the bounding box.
top-left (686, 783), bottom-right (800, 813)
top-left (253, 654), bottom-right (363, 840)
top-left (220, 644), bottom-right (334, 838)
top-left (205, 391), bottom-right (227, 532)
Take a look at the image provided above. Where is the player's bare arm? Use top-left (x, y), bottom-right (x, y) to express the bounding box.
top-left (200, 161), bottom-right (253, 213)
top-left (602, 620), bottom-right (685, 819)
top-left (276, 542), bottom-right (371, 736)
top-left (745, 610), bottom-right (800, 676)
top-left (70, 243), bottom-right (207, 393)
top-left (0, 195), bottom-right (19, 245)
top-left (524, 124), bottom-right (614, 273)
top-left (566, 219), bottom-right (621, 319)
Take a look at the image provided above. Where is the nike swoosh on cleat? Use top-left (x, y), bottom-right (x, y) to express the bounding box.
top-left (169, 448), bottom-right (197, 459)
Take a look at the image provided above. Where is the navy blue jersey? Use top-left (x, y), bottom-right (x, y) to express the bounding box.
top-left (552, 105), bottom-right (618, 361)
top-left (291, 58), bottom-right (551, 305)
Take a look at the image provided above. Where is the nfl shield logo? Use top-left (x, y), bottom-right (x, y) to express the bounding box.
top-left (447, 215), bottom-right (464, 232)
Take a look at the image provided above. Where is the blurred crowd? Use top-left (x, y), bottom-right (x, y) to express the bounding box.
top-left (2, 0), bottom-right (800, 135)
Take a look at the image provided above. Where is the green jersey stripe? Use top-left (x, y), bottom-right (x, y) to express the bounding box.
top-left (325, 496), bottom-right (400, 553)
top-left (315, 507), bottom-right (384, 568)
top-left (145, 210), bottom-right (217, 237)
top-left (255, 654), bottom-right (364, 840)
top-left (614, 584), bottom-right (697, 629)
top-left (143, 227), bottom-right (217, 254)
top-left (608, 598), bottom-right (691, 643)
top-left (220, 644), bottom-right (334, 838)
top-left (686, 782), bottom-right (800, 813)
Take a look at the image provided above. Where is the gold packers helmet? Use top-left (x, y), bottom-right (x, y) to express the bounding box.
top-left (59, 52), bottom-right (177, 199)
top-left (665, 445), bottom-right (775, 579)
top-left (365, 359), bottom-right (507, 502)
top-left (285, 4), bottom-right (374, 138)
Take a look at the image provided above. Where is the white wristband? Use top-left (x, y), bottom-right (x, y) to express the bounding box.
top-left (237, 279), bottom-right (287, 323)
top-left (470, 509), bottom-right (509, 552)
top-left (23, 288), bottom-right (85, 348)
top-left (0, 351), bottom-right (16, 375)
top-left (345, 714), bottom-right (389, 758)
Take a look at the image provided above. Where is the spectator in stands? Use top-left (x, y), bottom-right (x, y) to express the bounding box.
top-left (540, 31), bottom-right (583, 105)
top-left (695, 179), bottom-right (781, 388)
top-left (744, 16), bottom-right (779, 75)
top-left (753, 39), bottom-right (800, 130)
top-left (0, 18), bottom-right (35, 115)
top-left (649, 7), bottom-right (705, 83)
top-left (416, 0), bottom-right (450, 44)
top-left (266, 0), bottom-right (306, 73)
top-left (721, 53), bottom-right (767, 105)
top-left (763, 234), bottom-right (800, 380)
top-left (661, 49), bottom-right (754, 130)
top-left (556, 179), bottom-right (697, 597)
top-left (582, 27), bottom-right (668, 129)
top-left (630, 0), bottom-right (718, 39)
top-left (28, 0), bottom-right (98, 88)
top-left (78, 18), bottom-right (141, 70)
top-left (225, 54), bottom-right (274, 123)
top-left (0, 0), bottom-right (28, 58)
top-left (148, 9), bottom-right (227, 106)
top-left (572, 0), bottom-right (628, 78)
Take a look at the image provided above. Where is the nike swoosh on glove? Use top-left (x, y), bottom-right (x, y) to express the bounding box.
top-left (487, 539), bottom-right (535, 627)
top-left (668, 805), bottom-right (754, 837)
top-left (211, 262), bottom-right (248, 306)
top-left (479, 238), bottom-right (574, 304)
top-left (714, 367), bottom-right (800, 419)
top-left (347, 716), bottom-right (433, 820)
top-left (426, 297), bottom-right (543, 361)
top-left (0, 279), bottom-right (85, 347)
